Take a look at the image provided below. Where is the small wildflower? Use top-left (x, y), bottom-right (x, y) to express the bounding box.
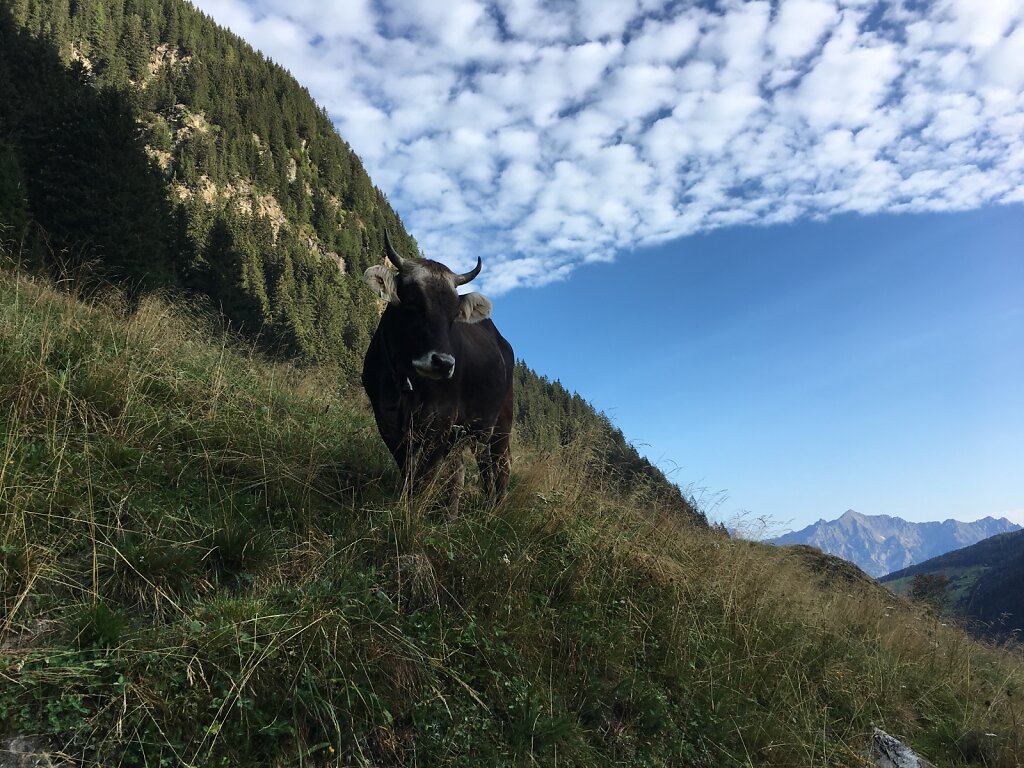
top-left (501, 553), bottom-right (511, 565)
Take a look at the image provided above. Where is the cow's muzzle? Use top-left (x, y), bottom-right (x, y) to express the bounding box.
top-left (413, 351), bottom-right (455, 380)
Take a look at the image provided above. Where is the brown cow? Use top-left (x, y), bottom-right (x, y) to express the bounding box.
top-left (362, 232), bottom-right (514, 515)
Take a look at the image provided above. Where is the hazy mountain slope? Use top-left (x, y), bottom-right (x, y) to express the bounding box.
top-left (2, 266), bottom-right (1023, 766)
top-left (770, 509), bottom-right (1019, 577)
top-left (881, 529), bottom-right (1024, 639)
top-left (0, 0), bottom-right (704, 525)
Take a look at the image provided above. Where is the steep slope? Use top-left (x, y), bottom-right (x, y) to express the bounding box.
top-left (881, 529), bottom-right (1024, 640)
top-left (2, 267), bottom-right (1024, 767)
top-left (770, 509), bottom-right (1019, 577)
top-left (0, 0), bottom-right (703, 525)
top-left (0, 0), bottom-right (408, 373)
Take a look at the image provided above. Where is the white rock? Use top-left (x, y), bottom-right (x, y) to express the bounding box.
top-left (870, 727), bottom-right (937, 768)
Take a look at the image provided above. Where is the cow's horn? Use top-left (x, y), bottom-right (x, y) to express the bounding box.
top-left (383, 229), bottom-right (405, 269)
top-left (454, 257), bottom-right (482, 286)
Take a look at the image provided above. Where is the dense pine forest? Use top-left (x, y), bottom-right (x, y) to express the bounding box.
top-left (0, 0), bottom-right (403, 371)
top-left (0, 0), bottom-right (704, 524)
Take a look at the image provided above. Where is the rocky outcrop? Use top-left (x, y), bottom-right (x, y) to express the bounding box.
top-left (870, 728), bottom-right (936, 768)
top-left (147, 43), bottom-right (192, 78)
top-left (0, 737), bottom-right (67, 768)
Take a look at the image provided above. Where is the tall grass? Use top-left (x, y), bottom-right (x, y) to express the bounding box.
top-left (1, 266), bottom-right (1022, 767)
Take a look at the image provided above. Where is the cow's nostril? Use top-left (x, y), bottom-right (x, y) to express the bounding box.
top-left (413, 351), bottom-right (455, 378)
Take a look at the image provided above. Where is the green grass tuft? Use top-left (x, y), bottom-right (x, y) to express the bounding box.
top-left (67, 600), bottom-right (128, 650)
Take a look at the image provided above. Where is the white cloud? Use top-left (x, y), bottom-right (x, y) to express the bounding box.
top-left (768, 0), bottom-right (837, 62)
top-left (702, 1), bottom-right (771, 84)
top-left (625, 13), bottom-right (702, 65)
top-left (785, 17), bottom-right (901, 130)
top-left (192, 0), bottom-right (1024, 292)
top-left (937, 0), bottom-right (1022, 51)
top-left (248, 0), bottom-right (376, 40)
top-left (502, 0), bottom-right (574, 43)
top-left (982, 24), bottom-right (1024, 91)
top-left (576, 0), bottom-right (639, 41)
top-left (600, 63), bottom-right (678, 124)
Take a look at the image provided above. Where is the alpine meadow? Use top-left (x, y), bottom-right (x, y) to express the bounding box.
top-left (1, 1), bottom-right (1024, 766)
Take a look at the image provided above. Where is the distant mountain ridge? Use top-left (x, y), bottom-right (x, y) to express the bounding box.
top-left (769, 510), bottom-right (1020, 577)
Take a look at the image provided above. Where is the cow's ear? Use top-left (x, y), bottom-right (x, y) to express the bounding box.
top-left (457, 292), bottom-right (492, 323)
top-left (363, 265), bottom-right (399, 304)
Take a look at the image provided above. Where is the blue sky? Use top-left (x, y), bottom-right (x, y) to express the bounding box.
top-left (189, 0), bottom-right (1024, 529)
top-left (498, 206), bottom-right (1024, 530)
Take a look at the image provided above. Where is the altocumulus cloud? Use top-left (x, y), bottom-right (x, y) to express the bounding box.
top-left (192, 0), bottom-right (1024, 293)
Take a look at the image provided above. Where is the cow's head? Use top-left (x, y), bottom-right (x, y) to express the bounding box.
top-left (363, 231), bottom-right (492, 380)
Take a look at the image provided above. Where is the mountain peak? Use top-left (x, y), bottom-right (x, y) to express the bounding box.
top-left (770, 512), bottom-right (1021, 577)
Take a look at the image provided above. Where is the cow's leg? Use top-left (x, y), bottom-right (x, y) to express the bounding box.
top-left (371, 414), bottom-right (413, 495)
top-left (408, 433), bottom-right (454, 496)
top-left (408, 432), bottom-right (468, 518)
top-left (479, 387), bottom-right (513, 503)
top-left (478, 429), bottom-right (511, 502)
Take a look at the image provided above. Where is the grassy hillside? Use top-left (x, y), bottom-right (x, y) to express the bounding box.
top-left (3, 268), bottom-right (1024, 766)
top-left (882, 530), bottom-right (1024, 641)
